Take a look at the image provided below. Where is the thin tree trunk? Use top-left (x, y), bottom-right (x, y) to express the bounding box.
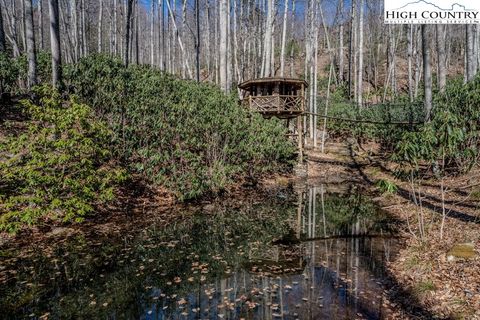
top-left (436, 24), bottom-right (446, 92)
top-left (113, 0), bottom-right (117, 56)
top-left (407, 24), bottom-right (414, 102)
top-left (422, 24), bottom-right (432, 122)
top-left (134, 0), bottom-right (139, 65)
top-left (219, 0), bottom-right (228, 91)
top-left (289, 0), bottom-right (295, 77)
top-left (195, 0), bottom-right (200, 81)
top-left (263, 0), bottom-right (274, 77)
top-left (348, 0), bottom-right (356, 99)
top-left (98, 0), bottom-right (103, 53)
top-left (0, 1), bottom-right (5, 52)
top-left (24, 0), bottom-right (37, 88)
top-left (279, 0), bottom-right (288, 76)
top-left (124, 0), bottom-right (133, 66)
top-left (38, 0), bottom-right (44, 49)
top-left (338, 0), bottom-right (344, 82)
top-left (48, 0), bottom-right (61, 87)
top-left (321, 63), bottom-right (334, 153)
top-left (150, 0), bottom-right (155, 65)
top-left (71, 0), bottom-right (79, 61)
top-left (20, 0), bottom-right (26, 52)
top-left (466, 24), bottom-right (476, 82)
top-left (165, 0), bottom-right (193, 78)
top-left (357, 0), bottom-right (364, 107)
top-left (81, 0), bottom-right (87, 56)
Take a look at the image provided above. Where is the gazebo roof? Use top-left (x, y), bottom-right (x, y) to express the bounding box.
top-left (238, 77), bottom-right (309, 90)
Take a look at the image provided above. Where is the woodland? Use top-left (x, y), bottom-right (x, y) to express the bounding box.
top-left (0, 0), bottom-right (480, 319)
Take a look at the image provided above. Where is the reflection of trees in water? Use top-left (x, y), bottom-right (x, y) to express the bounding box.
top-left (296, 184), bottom-right (396, 240)
top-left (1, 186), bottom-right (400, 319)
top-left (0, 198), bottom-right (295, 319)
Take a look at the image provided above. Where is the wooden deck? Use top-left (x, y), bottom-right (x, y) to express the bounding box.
top-left (242, 95), bottom-right (305, 118)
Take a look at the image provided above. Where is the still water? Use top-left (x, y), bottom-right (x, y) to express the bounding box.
top-left (0, 184), bottom-right (400, 319)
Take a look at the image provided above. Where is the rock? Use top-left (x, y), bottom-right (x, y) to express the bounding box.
top-left (447, 243), bottom-right (477, 262)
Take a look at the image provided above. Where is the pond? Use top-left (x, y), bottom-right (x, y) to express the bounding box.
top-left (0, 183), bottom-right (400, 319)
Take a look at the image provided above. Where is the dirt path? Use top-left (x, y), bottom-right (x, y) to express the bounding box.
top-left (306, 141), bottom-right (480, 319)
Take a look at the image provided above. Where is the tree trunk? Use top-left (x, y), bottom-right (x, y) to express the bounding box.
top-left (165, 0), bottom-right (192, 78)
top-left (466, 24), bottom-right (476, 82)
top-left (279, 0), bottom-right (288, 76)
top-left (71, 0), bottom-right (79, 61)
top-left (263, 0), bottom-right (274, 77)
top-left (124, 0), bottom-right (133, 66)
top-left (160, 0), bottom-right (165, 70)
top-left (422, 24), bottom-right (432, 122)
top-left (134, 0), bottom-right (139, 65)
top-left (219, 0), bottom-right (228, 91)
top-left (348, 0), bottom-right (356, 99)
top-left (0, 1), bottom-right (5, 52)
top-left (407, 24), bottom-right (413, 102)
top-left (357, 0), bottom-right (364, 107)
top-left (24, 0), bottom-right (37, 88)
top-left (113, 0), bottom-right (117, 56)
top-left (338, 0), bottom-right (344, 82)
top-left (150, 0), bottom-right (155, 65)
top-left (48, 0), bottom-right (61, 88)
top-left (436, 24), bottom-right (446, 93)
top-left (81, 0), bottom-right (87, 56)
top-left (38, 0), bottom-right (44, 50)
top-left (195, 0), bottom-right (200, 81)
top-left (289, 0), bottom-right (295, 77)
top-left (98, 0), bottom-right (103, 53)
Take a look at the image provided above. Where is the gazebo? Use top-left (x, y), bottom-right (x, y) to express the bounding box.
top-left (238, 77), bottom-right (308, 119)
top-left (238, 77), bottom-right (308, 162)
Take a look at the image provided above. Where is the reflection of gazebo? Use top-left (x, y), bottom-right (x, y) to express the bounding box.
top-left (238, 77), bottom-right (307, 119)
top-left (238, 77), bottom-right (307, 162)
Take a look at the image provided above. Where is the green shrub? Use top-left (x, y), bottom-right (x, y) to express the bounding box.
top-left (394, 76), bottom-right (480, 173)
top-left (375, 179), bottom-right (398, 194)
top-left (0, 86), bottom-right (127, 232)
top-left (65, 55), bottom-right (295, 200)
top-left (0, 53), bottom-right (19, 97)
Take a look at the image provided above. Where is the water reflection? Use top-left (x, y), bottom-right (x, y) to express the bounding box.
top-left (0, 184), bottom-right (399, 319)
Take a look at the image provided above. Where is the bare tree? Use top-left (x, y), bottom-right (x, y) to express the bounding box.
top-left (124, 0), bottom-right (133, 66)
top-left (436, 24), bottom-right (446, 92)
top-left (98, 0), bottom-right (103, 53)
top-left (24, 0), bottom-right (37, 88)
top-left (150, 0), bottom-right (155, 65)
top-left (262, 0), bottom-right (274, 77)
top-left (113, 0), bottom-right (117, 56)
top-left (348, 0), bottom-right (356, 99)
top-left (407, 24), bottom-right (414, 102)
top-left (279, 0), bottom-right (288, 76)
top-left (38, 0), bottom-right (44, 50)
top-left (48, 0), bottom-right (62, 87)
top-left (357, 0), bottom-right (364, 107)
top-left (422, 24), bottom-right (432, 122)
top-left (0, 1), bottom-right (5, 52)
top-left (466, 24), bottom-right (476, 82)
top-left (289, 0), bottom-right (296, 77)
top-left (338, 0), bottom-right (344, 82)
top-left (219, 0), bottom-right (228, 91)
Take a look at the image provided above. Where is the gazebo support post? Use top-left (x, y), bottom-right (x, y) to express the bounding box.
top-left (297, 115), bottom-right (303, 163)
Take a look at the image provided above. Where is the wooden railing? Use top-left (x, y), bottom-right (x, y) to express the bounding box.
top-left (242, 95), bottom-right (304, 114)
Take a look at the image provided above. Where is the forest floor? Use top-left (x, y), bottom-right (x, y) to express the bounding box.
top-left (306, 140), bottom-right (480, 320)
